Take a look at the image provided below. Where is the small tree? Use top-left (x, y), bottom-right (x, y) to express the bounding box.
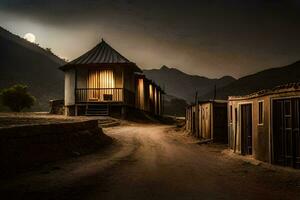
top-left (0, 84), bottom-right (35, 112)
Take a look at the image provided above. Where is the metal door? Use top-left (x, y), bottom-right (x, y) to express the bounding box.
top-left (273, 98), bottom-right (300, 168)
top-left (241, 104), bottom-right (252, 155)
top-left (292, 99), bottom-right (300, 168)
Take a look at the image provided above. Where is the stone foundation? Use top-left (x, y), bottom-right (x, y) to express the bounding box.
top-left (49, 99), bottom-right (64, 114)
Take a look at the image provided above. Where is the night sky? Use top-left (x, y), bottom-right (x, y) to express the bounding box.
top-left (0, 0), bottom-right (300, 78)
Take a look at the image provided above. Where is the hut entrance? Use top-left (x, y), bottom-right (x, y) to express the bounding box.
top-left (273, 98), bottom-right (300, 168)
top-left (87, 69), bottom-right (116, 101)
top-left (192, 110), bottom-right (196, 134)
top-left (241, 104), bottom-right (252, 155)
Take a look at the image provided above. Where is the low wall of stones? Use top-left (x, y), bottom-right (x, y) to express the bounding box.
top-left (49, 99), bottom-right (64, 115)
top-left (0, 120), bottom-right (112, 175)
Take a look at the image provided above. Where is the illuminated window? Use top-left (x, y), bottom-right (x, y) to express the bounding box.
top-left (158, 91), bottom-right (161, 112)
top-left (138, 78), bottom-right (145, 110)
top-left (88, 69), bottom-right (115, 89)
top-left (87, 69), bottom-right (116, 101)
top-left (149, 84), bottom-right (153, 101)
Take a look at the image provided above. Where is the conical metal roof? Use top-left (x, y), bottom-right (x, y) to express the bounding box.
top-left (60, 39), bottom-right (141, 72)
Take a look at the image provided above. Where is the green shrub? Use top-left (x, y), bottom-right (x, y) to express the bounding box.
top-left (0, 84), bottom-right (35, 112)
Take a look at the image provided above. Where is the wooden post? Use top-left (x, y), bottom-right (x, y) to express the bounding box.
top-left (75, 67), bottom-right (78, 104)
top-left (75, 105), bottom-right (78, 116)
top-left (195, 91), bottom-right (199, 137)
top-left (163, 84), bottom-right (165, 116)
top-left (121, 106), bottom-right (126, 119)
top-left (213, 84), bottom-right (217, 100)
top-left (234, 108), bottom-right (238, 153)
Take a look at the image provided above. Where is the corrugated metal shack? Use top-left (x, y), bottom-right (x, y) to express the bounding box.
top-left (228, 83), bottom-right (300, 169)
top-left (186, 100), bottom-right (228, 143)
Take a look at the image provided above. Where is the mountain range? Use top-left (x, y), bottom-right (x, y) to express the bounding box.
top-left (199, 61), bottom-right (300, 100)
top-left (1, 26), bottom-right (299, 115)
top-left (143, 66), bottom-right (236, 103)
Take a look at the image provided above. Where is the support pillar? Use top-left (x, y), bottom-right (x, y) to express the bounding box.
top-left (121, 106), bottom-right (127, 119)
top-left (75, 105), bottom-right (78, 116)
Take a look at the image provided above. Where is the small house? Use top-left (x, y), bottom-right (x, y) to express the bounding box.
top-left (186, 100), bottom-right (228, 143)
top-left (228, 83), bottom-right (300, 168)
top-left (59, 39), bottom-right (164, 117)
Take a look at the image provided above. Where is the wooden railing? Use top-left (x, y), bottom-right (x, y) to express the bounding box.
top-left (75, 88), bottom-right (135, 106)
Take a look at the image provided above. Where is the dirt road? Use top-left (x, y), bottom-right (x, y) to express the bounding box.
top-left (1, 124), bottom-right (300, 200)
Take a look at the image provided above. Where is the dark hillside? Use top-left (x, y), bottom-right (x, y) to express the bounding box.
top-left (0, 27), bottom-right (66, 111)
top-left (200, 61), bottom-right (300, 100)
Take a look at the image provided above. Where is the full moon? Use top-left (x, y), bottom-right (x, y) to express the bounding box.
top-left (24, 33), bottom-right (36, 43)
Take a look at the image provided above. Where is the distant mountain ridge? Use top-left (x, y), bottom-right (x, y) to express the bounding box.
top-left (143, 66), bottom-right (236, 103)
top-left (200, 60), bottom-right (300, 100)
top-left (1, 26), bottom-right (299, 114)
top-left (0, 26), bottom-right (66, 111)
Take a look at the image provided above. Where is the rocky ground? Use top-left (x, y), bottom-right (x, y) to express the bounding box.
top-left (1, 123), bottom-right (300, 200)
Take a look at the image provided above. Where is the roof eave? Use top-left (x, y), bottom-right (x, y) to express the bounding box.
top-left (59, 62), bottom-right (142, 72)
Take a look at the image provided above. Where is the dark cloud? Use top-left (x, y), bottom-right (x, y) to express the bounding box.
top-left (0, 0), bottom-right (300, 78)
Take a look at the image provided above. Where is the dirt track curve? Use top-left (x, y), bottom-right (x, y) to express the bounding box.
top-left (1, 124), bottom-right (300, 200)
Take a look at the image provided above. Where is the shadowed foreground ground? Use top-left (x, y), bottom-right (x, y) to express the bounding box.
top-left (1, 124), bottom-right (300, 200)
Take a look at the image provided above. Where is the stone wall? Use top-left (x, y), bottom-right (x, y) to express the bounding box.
top-left (49, 99), bottom-right (64, 114)
top-left (0, 120), bottom-right (112, 175)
